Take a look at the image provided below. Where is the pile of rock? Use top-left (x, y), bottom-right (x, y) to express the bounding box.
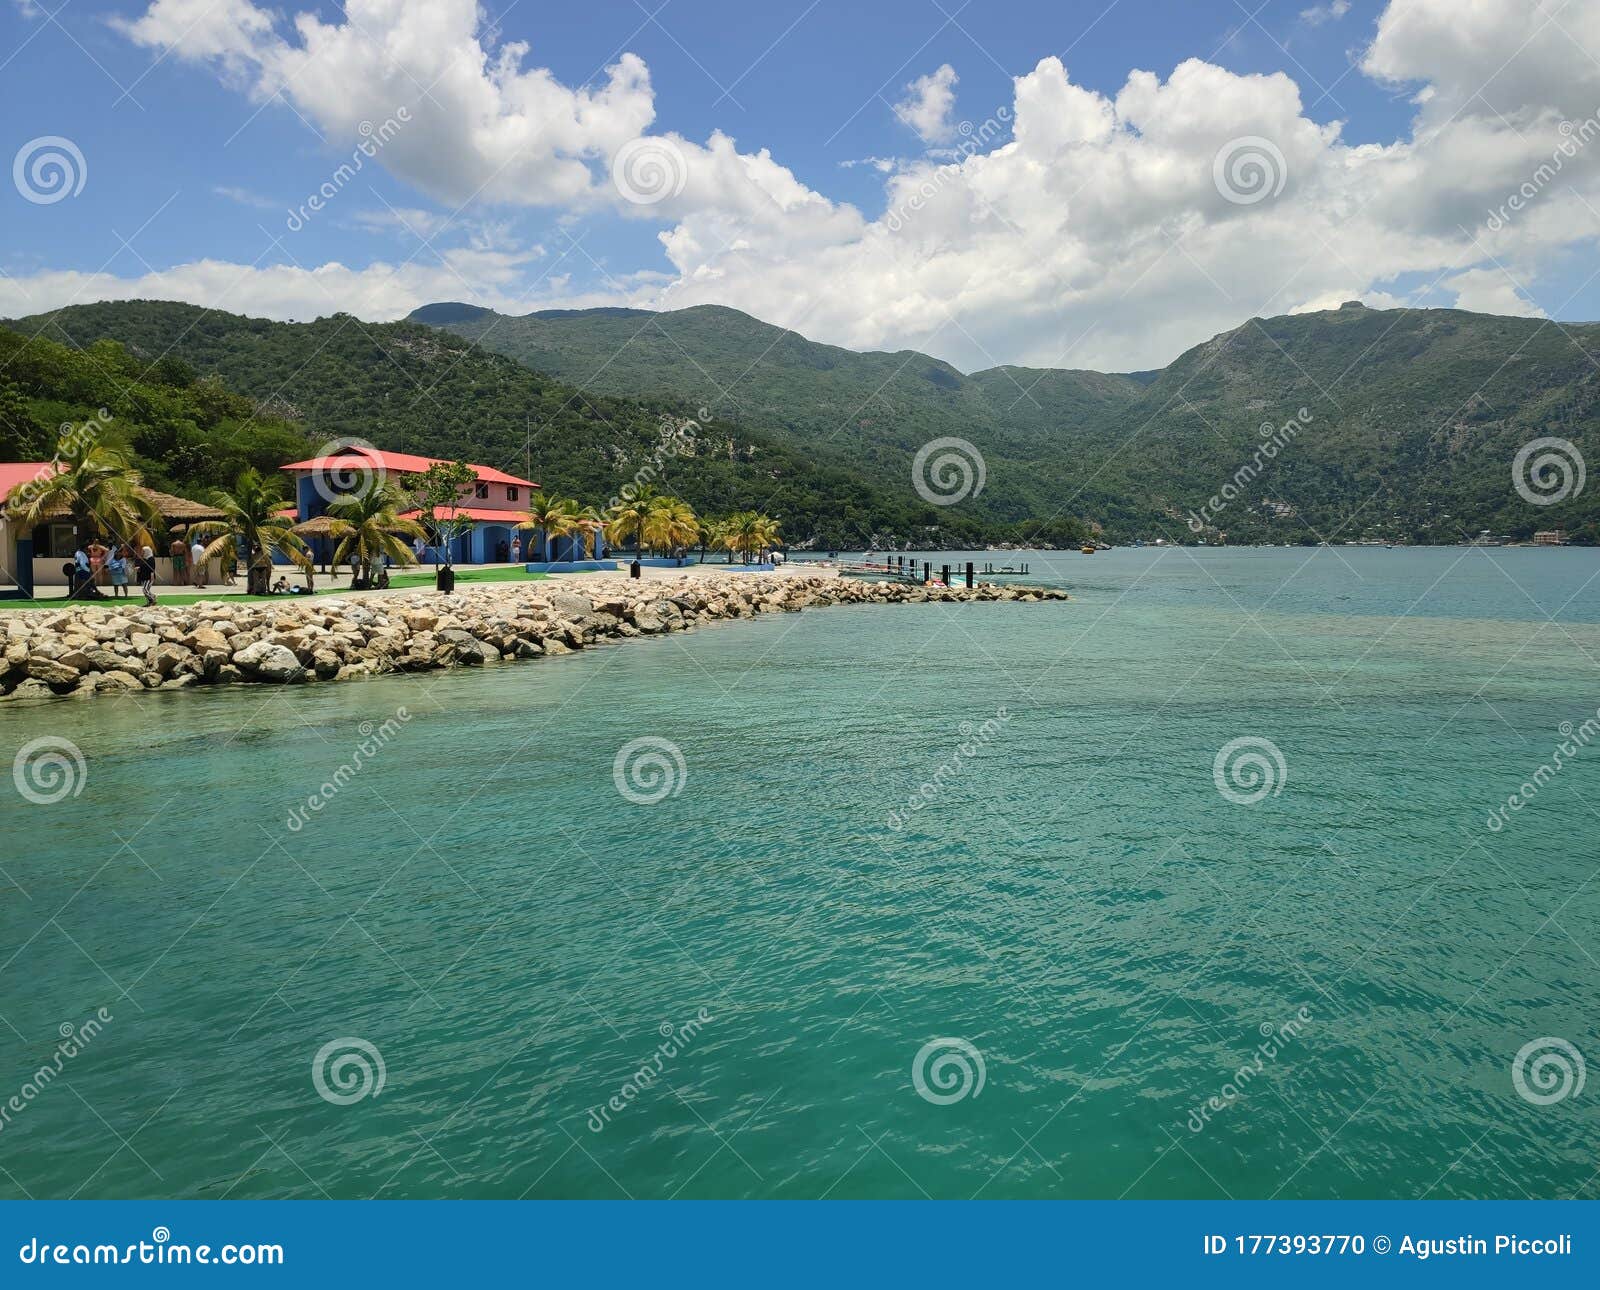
top-left (0, 575), bottom-right (1067, 704)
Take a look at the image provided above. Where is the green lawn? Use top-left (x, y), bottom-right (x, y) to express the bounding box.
top-left (0, 566), bottom-right (550, 610)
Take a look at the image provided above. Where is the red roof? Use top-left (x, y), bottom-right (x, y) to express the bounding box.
top-left (398, 506), bottom-right (534, 523)
top-left (0, 461), bottom-right (60, 495)
top-left (280, 446), bottom-right (534, 488)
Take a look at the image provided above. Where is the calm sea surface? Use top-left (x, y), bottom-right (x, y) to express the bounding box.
top-left (2, 546), bottom-right (1597, 1199)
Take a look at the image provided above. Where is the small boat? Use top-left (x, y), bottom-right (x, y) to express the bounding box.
top-left (1080, 545), bottom-right (1096, 555)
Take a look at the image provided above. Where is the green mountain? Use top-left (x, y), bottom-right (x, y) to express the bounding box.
top-left (4, 301), bottom-right (1034, 548)
top-left (412, 299), bottom-right (1600, 544)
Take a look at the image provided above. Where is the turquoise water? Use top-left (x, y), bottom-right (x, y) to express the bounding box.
top-left (2, 546), bottom-right (1597, 1199)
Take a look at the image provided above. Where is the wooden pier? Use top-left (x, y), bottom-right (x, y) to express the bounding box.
top-left (832, 557), bottom-right (1031, 588)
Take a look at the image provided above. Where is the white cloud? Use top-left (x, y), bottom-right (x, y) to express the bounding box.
top-left (893, 64), bottom-right (960, 145)
top-left (1442, 268), bottom-right (1546, 317)
top-left (10, 0), bottom-right (1596, 372)
top-left (212, 184), bottom-right (277, 209)
top-left (1298, 1), bottom-right (1350, 26)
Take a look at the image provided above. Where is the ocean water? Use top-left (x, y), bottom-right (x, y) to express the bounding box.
top-left (1, 546), bottom-right (1597, 1200)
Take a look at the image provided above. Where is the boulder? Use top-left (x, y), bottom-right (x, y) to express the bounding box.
top-left (26, 657), bottom-right (79, 686)
top-left (232, 640), bottom-right (304, 682)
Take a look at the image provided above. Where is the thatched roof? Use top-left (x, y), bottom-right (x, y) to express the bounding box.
top-left (32, 486), bottom-right (226, 525)
top-left (142, 488), bottom-right (226, 523)
top-left (290, 515), bottom-right (345, 538)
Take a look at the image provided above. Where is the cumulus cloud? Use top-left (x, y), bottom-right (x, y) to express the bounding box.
top-left (1298, 1), bottom-right (1350, 26)
top-left (893, 64), bottom-right (960, 145)
top-left (11, 0), bottom-right (1597, 371)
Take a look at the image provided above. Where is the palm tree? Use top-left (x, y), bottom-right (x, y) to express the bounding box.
top-left (605, 485), bottom-right (662, 563)
top-left (189, 467), bottom-right (310, 595)
top-left (519, 491), bottom-right (581, 562)
top-left (325, 481), bottom-right (426, 586)
top-left (4, 438), bottom-right (162, 559)
top-left (664, 499), bottom-right (699, 558)
top-left (575, 504), bottom-right (605, 558)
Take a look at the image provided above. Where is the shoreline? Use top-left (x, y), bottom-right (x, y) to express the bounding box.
top-left (0, 573), bottom-right (1068, 706)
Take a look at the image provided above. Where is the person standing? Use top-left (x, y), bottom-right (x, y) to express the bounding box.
top-left (190, 535), bottom-right (207, 588)
top-left (137, 543), bottom-right (157, 606)
top-left (169, 534), bottom-right (187, 585)
top-left (87, 539), bottom-right (108, 589)
top-left (511, 536), bottom-right (522, 564)
top-left (71, 544), bottom-right (91, 598)
top-left (106, 544), bottom-right (129, 598)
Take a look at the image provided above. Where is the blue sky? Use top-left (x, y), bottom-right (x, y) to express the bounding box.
top-left (3, 0), bottom-right (1598, 370)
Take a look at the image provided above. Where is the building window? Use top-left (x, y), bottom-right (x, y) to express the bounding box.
top-left (474, 482), bottom-right (488, 499)
top-left (507, 486), bottom-right (519, 501)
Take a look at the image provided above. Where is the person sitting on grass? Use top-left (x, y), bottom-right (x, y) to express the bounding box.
top-left (271, 575), bottom-right (290, 594)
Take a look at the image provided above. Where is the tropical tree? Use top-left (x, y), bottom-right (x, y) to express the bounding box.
top-left (605, 484), bottom-right (662, 562)
top-left (718, 511), bottom-right (781, 563)
top-left (188, 466), bottom-right (310, 595)
top-left (663, 499), bottom-right (700, 556)
top-left (3, 437), bottom-right (163, 562)
top-left (325, 481), bottom-right (426, 586)
top-left (519, 491), bottom-right (581, 562)
top-left (403, 461), bottom-right (478, 570)
top-left (575, 504), bottom-right (605, 558)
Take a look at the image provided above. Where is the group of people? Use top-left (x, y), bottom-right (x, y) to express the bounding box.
top-left (67, 534), bottom-right (215, 605)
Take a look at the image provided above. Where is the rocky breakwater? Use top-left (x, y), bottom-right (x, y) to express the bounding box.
top-left (0, 575), bottom-right (1068, 704)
